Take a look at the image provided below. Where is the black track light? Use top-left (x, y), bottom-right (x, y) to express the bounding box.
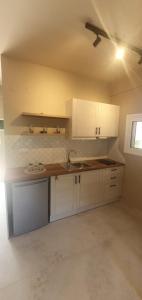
top-left (86, 22), bottom-right (142, 65)
top-left (93, 35), bottom-right (101, 47)
top-left (138, 56), bottom-right (142, 64)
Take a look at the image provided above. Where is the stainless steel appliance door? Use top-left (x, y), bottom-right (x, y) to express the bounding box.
top-left (12, 178), bottom-right (49, 236)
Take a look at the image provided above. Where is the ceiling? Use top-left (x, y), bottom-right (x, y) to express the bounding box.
top-left (1, 0), bottom-right (142, 82)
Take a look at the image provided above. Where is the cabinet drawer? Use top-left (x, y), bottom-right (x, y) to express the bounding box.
top-left (105, 183), bottom-right (122, 200)
top-left (109, 175), bottom-right (122, 185)
top-left (110, 167), bottom-right (123, 177)
top-left (103, 167), bottom-right (123, 184)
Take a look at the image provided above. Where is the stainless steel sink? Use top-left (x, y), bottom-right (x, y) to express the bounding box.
top-left (71, 162), bottom-right (90, 168)
top-left (61, 162), bottom-right (90, 170)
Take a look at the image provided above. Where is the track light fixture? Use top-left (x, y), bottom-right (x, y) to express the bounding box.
top-left (138, 56), bottom-right (142, 64)
top-left (85, 22), bottom-right (142, 64)
top-left (93, 35), bottom-right (101, 47)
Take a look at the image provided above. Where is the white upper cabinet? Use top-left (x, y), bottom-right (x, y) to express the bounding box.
top-left (72, 99), bottom-right (97, 138)
top-left (68, 98), bottom-right (119, 139)
top-left (96, 103), bottom-right (120, 138)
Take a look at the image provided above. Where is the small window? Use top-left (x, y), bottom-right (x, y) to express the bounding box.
top-left (124, 114), bottom-right (142, 156)
top-left (0, 120), bottom-right (4, 129)
top-left (131, 121), bottom-right (142, 149)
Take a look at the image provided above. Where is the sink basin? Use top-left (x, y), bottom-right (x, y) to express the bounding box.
top-left (71, 162), bottom-right (90, 168)
top-left (61, 162), bottom-right (90, 170)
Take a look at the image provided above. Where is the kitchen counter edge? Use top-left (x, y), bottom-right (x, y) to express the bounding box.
top-left (5, 160), bottom-right (125, 183)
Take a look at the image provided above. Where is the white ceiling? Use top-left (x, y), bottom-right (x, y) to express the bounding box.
top-left (1, 0), bottom-right (142, 82)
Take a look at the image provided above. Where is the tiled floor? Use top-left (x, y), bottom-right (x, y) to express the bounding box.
top-left (0, 197), bottom-right (142, 299)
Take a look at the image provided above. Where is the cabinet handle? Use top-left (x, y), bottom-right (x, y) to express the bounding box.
top-left (95, 127), bottom-right (98, 135)
top-left (110, 176), bottom-right (117, 180)
top-left (75, 176), bottom-right (78, 184)
top-left (111, 168), bottom-right (117, 172)
top-left (78, 175), bottom-right (81, 184)
top-left (110, 184), bottom-right (117, 187)
top-left (98, 127), bottom-right (101, 135)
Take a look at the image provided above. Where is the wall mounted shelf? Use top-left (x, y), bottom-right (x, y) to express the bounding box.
top-left (21, 133), bottom-right (65, 136)
top-left (22, 112), bottom-right (70, 119)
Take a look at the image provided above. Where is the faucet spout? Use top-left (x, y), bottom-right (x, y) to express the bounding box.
top-left (67, 149), bottom-right (76, 166)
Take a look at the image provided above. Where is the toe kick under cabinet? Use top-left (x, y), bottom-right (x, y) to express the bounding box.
top-left (50, 166), bottom-right (123, 221)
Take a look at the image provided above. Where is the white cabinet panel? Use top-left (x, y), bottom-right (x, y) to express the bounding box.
top-left (79, 170), bottom-right (102, 209)
top-left (72, 99), bottom-right (97, 138)
top-left (97, 103), bottom-right (119, 137)
top-left (50, 174), bottom-right (77, 221)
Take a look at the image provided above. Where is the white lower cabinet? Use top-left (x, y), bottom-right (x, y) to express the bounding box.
top-left (78, 170), bottom-right (103, 210)
top-left (103, 167), bottom-right (123, 202)
top-left (50, 174), bottom-right (78, 221)
top-left (50, 167), bottom-right (123, 221)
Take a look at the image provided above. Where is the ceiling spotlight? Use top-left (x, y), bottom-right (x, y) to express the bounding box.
top-left (115, 47), bottom-right (125, 60)
top-left (93, 35), bottom-right (101, 47)
top-left (86, 22), bottom-right (142, 65)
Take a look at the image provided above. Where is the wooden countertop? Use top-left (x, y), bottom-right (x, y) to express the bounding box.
top-left (5, 160), bottom-right (124, 183)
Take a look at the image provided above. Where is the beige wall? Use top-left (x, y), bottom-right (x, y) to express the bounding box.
top-left (2, 56), bottom-right (110, 134)
top-left (110, 77), bottom-right (142, 210)
top-left (0, 86), bottom-right (3, 119)
top-left (0, 87), bottom-right (4, 180)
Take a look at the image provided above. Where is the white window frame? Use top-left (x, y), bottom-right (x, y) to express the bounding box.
top-left (124, 114), bottom-right (142, 156)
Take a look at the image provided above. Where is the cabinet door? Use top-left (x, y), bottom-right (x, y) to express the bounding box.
top-left (97, 103), bottom-right (119, 137)
top-left (50, 174), bottom-right (77, 221)
top-left (79, 170), bottom-right (102, 209)
top-left (72, 99), bottom-right (97, 138)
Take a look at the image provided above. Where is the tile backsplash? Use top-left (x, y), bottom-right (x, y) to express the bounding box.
top-left (5, 135), bottom-right (109, 168)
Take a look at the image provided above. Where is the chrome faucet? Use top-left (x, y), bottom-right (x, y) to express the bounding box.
top-left (67, 149), bottom-right (76, 167)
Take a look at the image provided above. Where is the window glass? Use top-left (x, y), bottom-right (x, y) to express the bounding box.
top-left (131, 121), bottom-right (142, 149)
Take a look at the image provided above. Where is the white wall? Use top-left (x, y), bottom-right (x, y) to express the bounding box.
top-left (2, 56), bottom-right (111, 168)
top-left (2, 56), bottom-right (110, 134)
top-left (0, 86), bottom-right (5, 180)
top-left (110, 76), bottom-right (142, 211)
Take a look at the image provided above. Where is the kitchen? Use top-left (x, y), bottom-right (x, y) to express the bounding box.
top-left (5, 93), bottom-right (124, 236)
top-left (1, 0), bottom-right (142, 299)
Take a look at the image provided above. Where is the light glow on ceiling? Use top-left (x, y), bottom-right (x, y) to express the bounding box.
top-left (115, 47), bottom-right (125, 60)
